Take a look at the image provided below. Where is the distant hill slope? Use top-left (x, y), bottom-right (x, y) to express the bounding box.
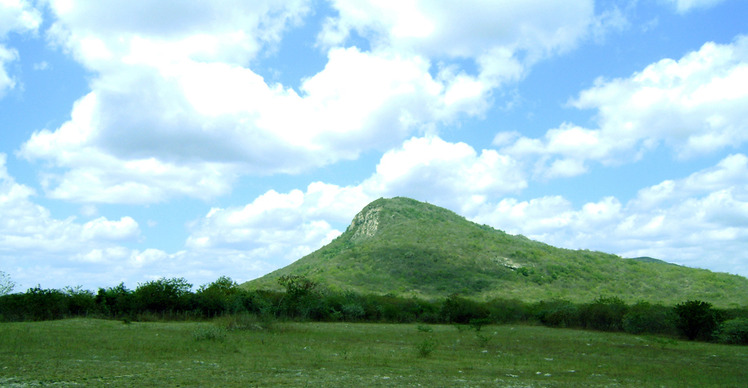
top-left (244, 197), bottom-right (748, 308)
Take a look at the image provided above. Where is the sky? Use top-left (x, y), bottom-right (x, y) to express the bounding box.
top-left (1, 0), bottom-right (748, 292)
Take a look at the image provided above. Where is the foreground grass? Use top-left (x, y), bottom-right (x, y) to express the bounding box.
top-left (0, 318), bottom-right (746, 387)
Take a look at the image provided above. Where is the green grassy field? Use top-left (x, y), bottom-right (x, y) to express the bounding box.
top-left (1, 318), bottom-right (746, 387)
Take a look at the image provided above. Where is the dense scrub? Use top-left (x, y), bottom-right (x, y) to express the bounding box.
top-left (1, 275), bottom-right (747, 345)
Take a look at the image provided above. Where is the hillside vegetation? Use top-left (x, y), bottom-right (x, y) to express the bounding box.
top-left (245, 197), bottom-right (748, 308)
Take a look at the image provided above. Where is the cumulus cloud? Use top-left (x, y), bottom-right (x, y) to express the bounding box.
top-left (184, 184), bottom-right (372, 280)
top-left (184, 135), bottom-right (527, 272)
top-left (19, 0), bottom-right (614, 204)
top-left (471, 153), bottom-right (748, 275)
top-left (318, 0), bottom-right (604, 113)
top-left (0, 0), bottom-right (42, 96)
top-left (318, 0), bottom-right (594, 59)
top-left (365, 136), bottom-right (526, 213)
top-left (500, 35), bottom-right (748, 178)
top-left (663, 0), bottom-right (727, 13)
top-left (0, 153), bottom-right (145, 288)
top-left (187, 190), bottom-right (343, 262)
top-left (185, 141), bottom-right (748, 279)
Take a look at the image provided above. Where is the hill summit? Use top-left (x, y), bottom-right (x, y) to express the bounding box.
top-left (244, 197), bottom-right (748, 307)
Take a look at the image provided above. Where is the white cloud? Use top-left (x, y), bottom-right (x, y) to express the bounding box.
top-left (0, 153), bottom-right (145, 288)
top-left (663, 0), bottom-right (727, 13)
top-left (0, 0), bottom-right (42, 96)
top-left (183, 135), bottom-right (528, 275)
top-left (19, 1), bottom-right (615, 205)
top-left (365, 136), bottom-right (527, 213)
top-left (45, 0), bottom-right (310, 67)
top-left (501, 35), bottom-right (748, 178)
top-left (471, 153), bottom-right (748, 275)
top-left (0, 45), bottom-right (18, 95)
top-left (81, 216), bottom-right (139, 241)
top-left (0, 0), bottom-right (41, 36)
top-left (319, 0), bottom-right (594, 59)
top-left (319, 0), bottom-right (602, 109)
top-left (185, 186), bottom-right (366, 271)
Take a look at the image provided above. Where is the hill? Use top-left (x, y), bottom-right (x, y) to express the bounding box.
top-left (244, 197), bottom-right (748, 308)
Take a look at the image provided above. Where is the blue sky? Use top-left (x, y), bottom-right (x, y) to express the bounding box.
top-left (1, 0), bottom-right (748, 291)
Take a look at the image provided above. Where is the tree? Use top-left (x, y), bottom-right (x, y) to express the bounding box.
top-left (579, 296), bottom-right (628, 331)
top-left (622, 301), bottom-right (675, 335)
top-left (134, 277), bottom-right (193, 313)
top-left (674, 300), bottom-right (718, 341)
top-left (200, 276), bottom-right (238, 292)
top-left (277, 275), bottom-right (317, 298)
top-left (277, 275), bottom-right (322, 319)
top-left (196, 276), bottom-right (240, 316)
top-left (96, 283), bottom-right (134, 317)
top-left (0, 271), bottom-right (15, 296)
top-left (441, 293), bottom-right (489, 324)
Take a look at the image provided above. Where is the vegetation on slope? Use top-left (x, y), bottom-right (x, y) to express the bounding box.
top-left (245, 197), bottom-right (748, 308)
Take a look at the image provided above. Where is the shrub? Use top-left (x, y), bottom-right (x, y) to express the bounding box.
top-left (64, 286), bottom-right (95, 316)
top-left (192, 325), bottom-right (227, 341)
top-left (715, 318), bottom-right (748, 345)
top-left (486, 298), bottom-right (530, 323)
top-left (196, 276), bottom-right (241, 317)
top-left (277, 275), bottom-right (323, 319)
top-left (623, 301), bottom-right (675, 335)
top-left (134, 278), bottom-right (193, 314)
top-left (474, 332), bottom-right (491, 348)
top-left (341, 303), bottom-right (366, 321)
top-left (674, 300), bottom-right (718, 341)
top-left (375, 294), bottom-right (420, 323)
top-left (0, 271), bottom-right (15, 296)
top-left (469, 318), bottom-right (492, 332)
top-left (534, 299), bottom-right (579, 328)
top-left (416, 324), bottom-right (433, 333)
top-left (579, 296), bottom-right (628, 331)
top-left (95, 283), bottom-right (134, 318)
top-left (24, 286), bottom-right (68, 321)
top-left (415, 338), bottom-right (437, 357)
top-left (441, 293), bottom-right (489, 324)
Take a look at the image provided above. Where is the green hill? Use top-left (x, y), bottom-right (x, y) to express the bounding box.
top-left (244, 197), bottom-right (748, 308)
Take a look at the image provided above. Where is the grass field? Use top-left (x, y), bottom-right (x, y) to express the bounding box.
top-left (1, 318), bottom-right (746, 387)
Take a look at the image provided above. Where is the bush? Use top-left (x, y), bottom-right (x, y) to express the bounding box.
top-left (277, 275), bottom-right (322, 319)
top-left (96, 283), bottom-right (135, 318)
top-left (486, 298), bottom-right (530, 323)
top-left (341, 303), bottom-right (366, 321)
top-left (579, 296), bottom-right (628, 331)
top-left (441, 294), bottom-right (489, 324)
top-left (715, 318), bottom-right (748, 345)
top-left (415, 338), bottom-right (437, 357)
top-left (24, 286), bottom-right (68, 321)
top-left (674, 300), bottom-right (718, 341)
top-left (196, 276), bottom-right (246, 317)
top-left (64, 286), bottom-right (95, 316)
top-left (623, 301), bottom-right (675, 335)
top-left (192, 324), bottom-right (227, 341)
top-left (0, 271), bottom-right (15, 296)
top-left (534, 299), bottom-right (579, 328)
top-left (134, 278), bottom-right (193, 314)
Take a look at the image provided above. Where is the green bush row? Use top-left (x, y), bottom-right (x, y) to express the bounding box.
top-left (1, 276), bottom-right (746, 345)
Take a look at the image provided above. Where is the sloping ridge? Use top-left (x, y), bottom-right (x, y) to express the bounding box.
top-left (244, 197), bottom-right (748, 308)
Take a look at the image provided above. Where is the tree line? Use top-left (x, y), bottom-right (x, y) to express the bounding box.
top-left (0, 275), bottom-right (746, 345)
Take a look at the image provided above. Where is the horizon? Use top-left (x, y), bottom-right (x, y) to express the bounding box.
top-left (1, 0), bottom-right (748, 291)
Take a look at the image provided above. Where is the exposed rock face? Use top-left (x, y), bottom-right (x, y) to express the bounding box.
top-left (348, 206), bottom-right (381, 240)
